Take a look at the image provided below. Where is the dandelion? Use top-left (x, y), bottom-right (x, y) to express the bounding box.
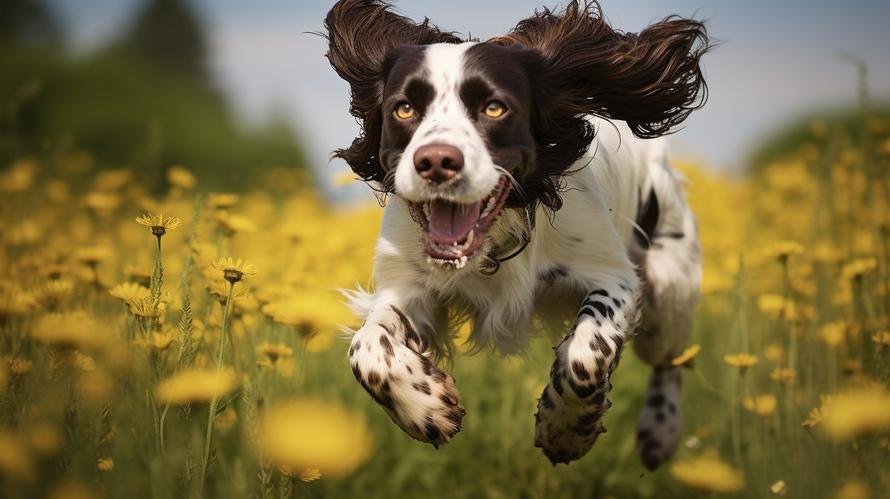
top-left (127, 297), bottom-right (167, 319)
top-left (819, 321), bottom-right (846, 348)
top-left (819, 384), bottom-right (890, 440)
top-left (841, 258), bottom-right (877, 281)
top-left (671, 344), bottom-right (701, 368)
top-left (262, 293), bottom-right (347, 333)
top-left (135, 212), bottom-right (182, 240)
top-left (97, 457), bottom-right (114, 472)
top-left (763, 240), bottom-right (803, 263)
top-left (31, 279), bottom-right (75, 310)
top-left (769, 367), bottom-right (796, 384)
top-left (208, 193), bottom-right (240, 210)
top-left (213, 257), bottom-right (257, 284)
top-left (214, 211), bottom-right (257, 235)
top-left (256, 341), bottom-right (294, 363)
top-left (257, 399), bottom-right (372, 477)
top-left (31, 312), bottom-right (107, 350)
top-left (299, 467), bottom-right (322, 483)
top-left (5, 356), bottom-right (33, 375)
top-left (764, 343), bottom-right (785, 363)
top-left (167, 166), bottom-right (196, 189)
top-left (83, 191), bottom-right (121, 214)
top-left (771, 480), bottom-right (787, 495)
top-left (871, 331), bottom-right (890, 346)
top-left (723, 353), bottom-right (759, 370)
top-left (154, 367), bottom-right (237, 405)
top-left (108, 282), bottom-right (150, 304)
top-left (670, 452), bottom-right (744, 493)
top-left (743, 394), bottom-right (777, 416)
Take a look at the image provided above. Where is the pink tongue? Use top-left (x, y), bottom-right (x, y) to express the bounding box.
top-left (427, 199), bottom-right (482, 243)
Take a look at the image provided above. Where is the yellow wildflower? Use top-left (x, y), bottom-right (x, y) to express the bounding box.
top-left (257, 399), bottom-right (372, 477)
top-left (670, 344), bottom-right (701, 368)
top-left (154, 367), bottom-right (237, 405)
top-left (208, 193), bottom-right (240, 210)
top-left (299, 467), bottom-right (322, 483)
top-left (819, 384), bottom-right (890, 440)
top-left (214, 211), bottom-right (257, 235)
top-left (83, 191), bottom-right (121, 214)
top-left (1, 158), bottom-right (38, 192)
top-left (135, 212), bottom-right (182, 238)
top-left (262, 293), bottom-right (348, 333)
top-left (0, 430), bottom-right (35, 480)
top-left (213, 257), bottom-right (257, 284)
top-left (108, 282), bottom-right (150, 304)
top-left (841, 258), bottom-right (877, 280)
top-left (771, 480), bottom-right (787, 495)
top-left (763, 240), bottom-right (803, 262)
top-left (92, 169), bottom-right (132, 191)
top-left (670, 452), bottom-right (744, 493)
top-left (871, 331), bottom-right (890, 346)
top-left (206, 279), bottom-right (248, 305)
top-left (127, 297), bottom-right (167, 319)
top-left (769, 367), bottom-right (796, 384)
top-left (31, 279), bottom-right (75, 310)
top-left (256, 341), bottom-right (294, 363)
top-left (743, 394), bottom-right (777, 416)
top-left (97, 457), bottom-right (114, 472)
top-left (167, 166), bottom-right (196, 189)
top-left (214, 407), bottom-right (238, 430)
top-left (28, 422), bottom-right (63, 457)
top-left (764, 343), bottom-right (785, 363)
top-left (819, 321), bottom-right (846, 348)
top-left (31, 312), bottom-right (107, 350)
top-left (835, 481), bottom-right (870, 499)
top-left (723, 353), bottom-right (759, 370)
top-left (6, 356), bottom-right (33, 375)
top-left (75, 246), bottom-right (113, 267)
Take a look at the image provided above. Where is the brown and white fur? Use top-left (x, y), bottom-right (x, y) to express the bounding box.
top-left (324, 0), bottom-right (707, 468)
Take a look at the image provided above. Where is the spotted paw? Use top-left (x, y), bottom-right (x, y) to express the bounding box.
top-left (636, 366), bottom-right (683, 470)
top-left (534, 382), bottom-right (609, 464)
top-left (350, 332), bottom-right (465, 447)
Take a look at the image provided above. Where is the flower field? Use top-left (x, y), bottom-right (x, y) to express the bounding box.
top-left (0, 117), bottom-right (888, 499)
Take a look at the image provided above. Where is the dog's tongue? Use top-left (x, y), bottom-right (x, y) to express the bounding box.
top-left (428, 199), bottom-right (481, 243)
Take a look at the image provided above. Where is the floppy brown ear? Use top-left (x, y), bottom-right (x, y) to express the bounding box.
top-left (325, 0), bottom-right (461, 184)
top-left (496, 0), bottom-right (709, 139)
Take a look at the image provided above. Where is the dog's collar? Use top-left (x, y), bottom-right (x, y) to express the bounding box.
top-left (479, 203), bottom-right (535, 276)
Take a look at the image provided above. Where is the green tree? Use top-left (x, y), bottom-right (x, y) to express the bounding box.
top-left (0, 0), bottom-right (61, 47)
top-left (123, 0), bottom-right (209, 81)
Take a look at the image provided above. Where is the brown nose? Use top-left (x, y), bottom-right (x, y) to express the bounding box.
top-left (413, 144), bottom-right (464, 184)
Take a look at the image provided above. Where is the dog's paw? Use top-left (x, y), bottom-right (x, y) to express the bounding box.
top-left (534, 384), bottom-right (609, 464)
top-left (350, 333), bottom-right (464, 447)
top-left (636, 366), bottom-right (683, 470)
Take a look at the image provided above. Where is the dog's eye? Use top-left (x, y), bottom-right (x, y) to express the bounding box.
top-left (394, 102), bottom-right (415, 120)
top-left (483, 101), bottom-right (507, 119)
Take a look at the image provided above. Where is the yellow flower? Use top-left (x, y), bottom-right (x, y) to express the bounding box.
top-left (723, 353), bottom-right (759, 370)
top-left (819, 321), bottom-right (846, 348)
top-left (256, 341), bottom-right (294, 363)
top-left (127, 297), bottom-right (167, 319)
top-left (670, 344), bottom-right (701, 368)
top-left (262, 293), bottom-right (348, 333)
top-left (214, 407), bottom-right (238, 430)
top-left (31, 312), bottom-right (107, 350)
top-left (819, 384), bottom-right (890, 440)
top-left (213, 257), bottom-right (257, 284)
top-left (92, 168), bottom-right (132, 191)
top-left (670, 452), bottom-right (744, 493)
top-left (757, 294), bottom-right (800, 321)
top-left (835, 481), bottom-right (870, 499)
top-left (135, 212), bottom-right (182, 238)
top-left (763, 240), bottom-right (803, 262)
top-left (83, 191), bottom-right (121, 213)
top-left (764, 343), bottom-right (785, 363)
top-left (743, 394), bottom-right (777, 416)
top-left (0, 430), bottom-right (35, 480)
top-left (167, 166), bottom-right (196, 189)
top-left (769, 367), bottom-right (796, 384)
top-left (108, 282), bottom-right (150, 304)
top-left (31, 279), bottom-right (75, 310)
top-left (97, 457), bottom-right (114, 472)
top-left (206, 279), bottom-right (249, 305)
top-left (5, 356), bottom-right (33, 375)
top-left (299, 467), bottom-right (322, 483)
top-left (771, 480), bottom-right (787, 495)
top-left (214, 211), bottom-right (257, 235)
top-left (841, 258), bottom-right (877, 280)
top-left (257, 399), bottom-right (372, 477)
top-left (1, 158), bottom-right (38, 192)
top-left (154, 368), bottom-right (237, 405)
top-left (208, 193), bottom-right (240, 209)
top-left (74, 246), bottom-right (113, 267)
top-left (871, 331), bottom-right (890, 346)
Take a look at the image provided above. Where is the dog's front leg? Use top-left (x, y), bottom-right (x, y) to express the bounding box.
top-left (348, 302), bottom-right (465, 447)
top-left (535, 279), bottom-right (639, 464)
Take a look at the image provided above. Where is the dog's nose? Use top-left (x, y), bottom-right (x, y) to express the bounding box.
top-left (413, 144), bottom-right (464, 184)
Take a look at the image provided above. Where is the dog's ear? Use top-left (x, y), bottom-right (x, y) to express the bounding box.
top-left (325, 0), bottom-right (461, 185)
top-left (497, 0), bottom-right (709, 139)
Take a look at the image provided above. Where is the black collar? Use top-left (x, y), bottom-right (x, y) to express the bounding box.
top-left (479, 203), bottom-right (535, 276)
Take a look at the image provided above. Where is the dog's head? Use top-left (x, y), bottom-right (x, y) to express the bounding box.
top-left (325, 0), bottom-right (708, 270)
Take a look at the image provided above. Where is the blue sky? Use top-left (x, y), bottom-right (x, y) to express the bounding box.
top-left (49, 0), bottom-right (890, 179)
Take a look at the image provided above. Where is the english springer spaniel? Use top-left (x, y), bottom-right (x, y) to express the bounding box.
top-left (325, 0), bottom-right (707, 468)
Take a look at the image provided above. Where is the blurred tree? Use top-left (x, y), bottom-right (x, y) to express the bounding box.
top-left (0, 0), bottom-right (61, 47)
top-left (123, 0), bottom-right (209, 82)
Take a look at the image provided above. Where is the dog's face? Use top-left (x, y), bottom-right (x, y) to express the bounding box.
top-left (325, 0), bottom-right (708, 270)
top-left (381, 43), bottom-right (536, 268)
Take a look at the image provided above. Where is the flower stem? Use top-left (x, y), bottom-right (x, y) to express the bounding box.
top-left (199, 281), bottom-right (234, 496)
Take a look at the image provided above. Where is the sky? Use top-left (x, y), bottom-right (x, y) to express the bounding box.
top-left (48, 0), bottom-right (890, 181)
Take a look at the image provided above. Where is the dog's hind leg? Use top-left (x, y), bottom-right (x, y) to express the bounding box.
top-left (347, 300), bottom-right (465, 447)
top-left (631, 160), bottom-right (701, 470)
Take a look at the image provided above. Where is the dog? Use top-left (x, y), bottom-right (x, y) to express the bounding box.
top-left (324, 0), bottom-right (707, 468)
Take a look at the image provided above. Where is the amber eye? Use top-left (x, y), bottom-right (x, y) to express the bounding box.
top-left (483, 100), bottom-right (507, 119)
top-left (394, 102), bottom-right (415, 120)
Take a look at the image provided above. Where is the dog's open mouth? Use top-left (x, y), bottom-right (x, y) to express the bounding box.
top-left (408, 176), bottom-right (512, 269)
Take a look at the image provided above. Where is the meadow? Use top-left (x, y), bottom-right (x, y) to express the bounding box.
top-left (0, 114), bottom-right (888, 499)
